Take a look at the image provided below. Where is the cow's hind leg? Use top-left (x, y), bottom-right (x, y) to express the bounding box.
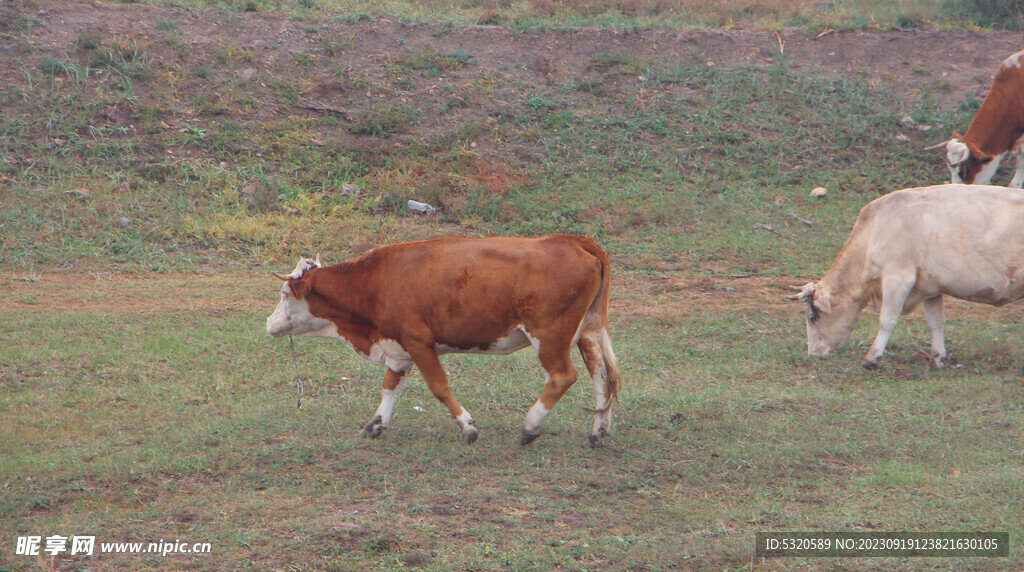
top-left (363, 367), bottom-right (410, 438)
top-left (578, 334), bottom-right (612, 447)
top-left (923, 295), bottom-right (947, 368)
top-left (522, 343), bottom-right (578, 445)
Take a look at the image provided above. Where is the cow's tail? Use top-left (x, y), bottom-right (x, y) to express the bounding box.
top-left (576, 236), bottom-right (622, 413)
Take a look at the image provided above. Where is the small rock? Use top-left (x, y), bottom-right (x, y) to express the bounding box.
top-left (900, 115), bottom-right (916, 128)
top-left (407, 200), bottom-right (436, 214)
top-left (894, 134), bottom-right (910, 142)
top-left (103, 107), bottom-right (129, 124)
top-left (773, 197), bottom-right (786, 208)
top-left (341, 183), bottom-right (361, 196)
top-left (239, 68), bottom-right (258, 81)
top-left (241, 182), bottom-right (264, 196)
top-left (809, 187), bottom-right (827, 198)
top-left (65, 188), bottom-right (90, 199)
top-left (116, 217), bottom-right (132, 228)
top-left (282, 205), bottom-right (299, 215)
top-left (252, 40), bottom-right (267, 50)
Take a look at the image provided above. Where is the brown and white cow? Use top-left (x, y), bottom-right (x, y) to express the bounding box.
top-left (927, 49), bottom-right (1024, 188)
top-left (266, 234), bottom-right (622, 446)
top-left (789, 184), bottom-right (1024, 369)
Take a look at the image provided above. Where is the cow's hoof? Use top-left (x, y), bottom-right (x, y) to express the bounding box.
top-left (462, 426), bottom-right (478, 444)
top-left (860, 359), bottom-right (879, 370)
top-left (361, 416), bottom-right (385, 438)
top-left (520, 429), bottom-right (540, 446)
top-left (586, 434), bottom-right (604, 448)
top-left (929, 357), bottom-right (946, 369)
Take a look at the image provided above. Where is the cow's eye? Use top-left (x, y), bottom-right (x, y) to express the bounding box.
top-left (808, 303), bottom-right (820, 322)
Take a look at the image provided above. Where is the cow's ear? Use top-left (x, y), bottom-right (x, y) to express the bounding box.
top-left (951, 130), bottom-right (963, 140)
top-left (816, 290), bottom-right (832, 313)
top-left (290, 278), bottom-right (311, 300)
top-left (963, 138), bottom-right (991, 161)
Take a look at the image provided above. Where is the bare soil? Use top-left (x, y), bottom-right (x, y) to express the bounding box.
top-left (6, 1), bottom-right (1024, 143)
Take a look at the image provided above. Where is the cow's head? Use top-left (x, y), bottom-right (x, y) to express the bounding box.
top-left (266, 254), bottom-right (332, 337)
top-left (788, 282), bottom-right (860, 357)
top-left (926, 133), bottom-right (996, 185)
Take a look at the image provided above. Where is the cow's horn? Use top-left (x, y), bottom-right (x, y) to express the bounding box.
top-left (272, 271), bottom-right (292, 281)
top-left (787, 282), bottom-right (816, 301)
top-left (924, 140), bottom-right (951, 151)
top-left (314, 253), bottom-right (322, 267)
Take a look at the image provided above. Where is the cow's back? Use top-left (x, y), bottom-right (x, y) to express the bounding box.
top-left (859, 184), bottom-right (1024, 240)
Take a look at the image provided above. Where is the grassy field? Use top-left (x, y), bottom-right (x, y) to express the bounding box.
top-left (2, 273), bottom-right (1022, 570)
top-left (3, 0), bottom-right (1024, 569)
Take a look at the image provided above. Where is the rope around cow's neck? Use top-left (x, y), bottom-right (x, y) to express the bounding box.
top-left (289, 334), bottom-right (304, 409)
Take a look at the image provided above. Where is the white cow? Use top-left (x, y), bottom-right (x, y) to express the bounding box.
top-left (789, 184), bottom-right (1024, 368)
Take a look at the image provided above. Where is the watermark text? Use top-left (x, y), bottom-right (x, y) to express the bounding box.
top-left (16, 536), bottom-right (212, 557)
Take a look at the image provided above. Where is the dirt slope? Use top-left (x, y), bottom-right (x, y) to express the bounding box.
top-left (8, 1), bottom-right (1024, 116)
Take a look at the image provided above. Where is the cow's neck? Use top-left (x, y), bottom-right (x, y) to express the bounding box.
top-left (819, 242), bottom-right (877, 313)
top-left (964, 86), bottom-right (1024, 155)
top-left (305, 262), bottom-right (381, 352)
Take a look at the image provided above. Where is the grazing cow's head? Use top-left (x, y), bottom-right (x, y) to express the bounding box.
top-left (266, 255), bottom-right (331, 337)
top-left (927, 133), bottom-right (997, 185)
top-left (788, 282), bottom-right (861, 357)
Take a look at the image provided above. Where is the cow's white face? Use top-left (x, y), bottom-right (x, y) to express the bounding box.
top-left (945, 139), bottom-right (971, 183)
top-left (804, 288), bottom-right (861, 357)
top-left (266, 281), bottom-right (335, 337)
top-left (942, 138), bottom-right (1003, 185)
top-left (266, 257), bottom-right (336, 338)
top-left (791, 282), bottom-right (860, 357)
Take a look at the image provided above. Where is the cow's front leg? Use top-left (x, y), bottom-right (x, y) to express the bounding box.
top-left (923, 295), bottom-right (947, 368)
top-left (862, 275), bottom-right (915, 368)
top-left (362, 367), bottom-right (410, 438)
top-left (406, 343), bottom-right (478, 444)
top-left (1010, 150), bottom-right (1024, 188)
